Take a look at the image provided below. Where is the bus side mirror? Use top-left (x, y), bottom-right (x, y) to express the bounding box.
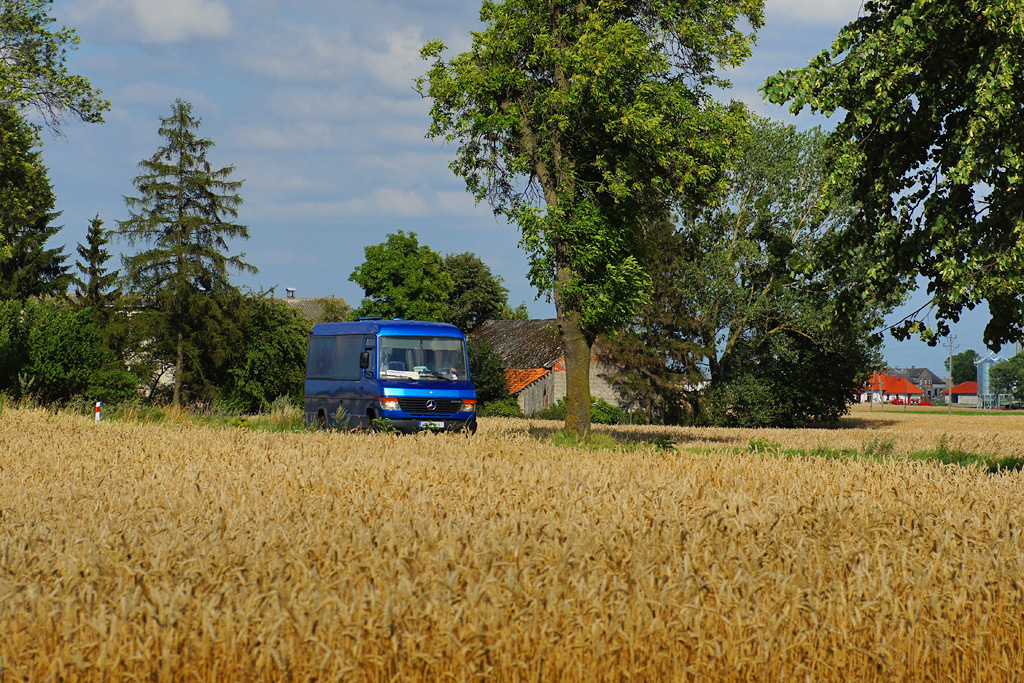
top-left (471, 356), bottom-right (483, 374)
top-left (359, 352), bottom-right (370, 369)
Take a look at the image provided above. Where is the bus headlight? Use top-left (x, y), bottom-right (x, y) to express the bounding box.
top-left (379, 397), bottom-right (400, 411)
top-left (460, 399), bottom-right (476, 413)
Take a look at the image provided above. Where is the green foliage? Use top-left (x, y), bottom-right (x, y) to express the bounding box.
top-left (349, 230), bottom-right (452, 321)
top-left (443, 251), bottom-right (510, 332)
top-left (607, 117), bottom-right (884, 428)
top-left (118, 99), bottom-right (255, 406)
top-left (535, 396), bottom-right (627, 425)
top-left (224, 295), bottom-right (312, 413)
top-left (314, 297), bottom-right (352, 324)
top-left (946, 349), bottom-right (980, 386)
top-left (477, 395), bottom-right (523, 418)
top-left (861, 434), bottom-right (898, 460)
top-left (371, 416), bottom-right (397, 434)
top-left (0, 106), bottom-right (69, 300)
top-left (747, 438), bottom-right (782, 454)
top-left (764, 0), bottom-right (1024, 350)
top-left (499, 302), bottom-right (530, 320)
top-left (467, 338), bottom-right (510, 405)
top-left (0, 299), bottom-right (137, 404)
top-left (0, 0), bottom-right (109, 132)
top-left (72, 214), bottom-right (119, 308)
top-left (419, 0), bottom-right (764, 435)
top-left (989, 353), bottom-right (1024, 396)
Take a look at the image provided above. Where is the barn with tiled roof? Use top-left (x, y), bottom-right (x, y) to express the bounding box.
top-left (470, 319), bottom-right (629, 415)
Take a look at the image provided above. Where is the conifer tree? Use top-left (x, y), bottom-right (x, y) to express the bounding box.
top-left (73, 214), bottom-right (119, 308)
top-left (0, 106), bottom-right (68, 300)
top-left (119, 99), bottom-right (255, 406)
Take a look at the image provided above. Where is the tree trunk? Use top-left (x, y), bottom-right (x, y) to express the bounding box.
top-left (554, 263), bottom-right (591, 437)
top-left (560, 312), bottom-right (592, 437)
top-left (173, 332), bottom-right (183, 407)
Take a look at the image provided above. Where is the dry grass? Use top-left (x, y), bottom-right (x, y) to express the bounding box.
top-left (1, 407), bottom-right (1023, 681)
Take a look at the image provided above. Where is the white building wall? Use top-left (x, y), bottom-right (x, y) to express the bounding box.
top-left (517, 360), bottom-right (632, 416)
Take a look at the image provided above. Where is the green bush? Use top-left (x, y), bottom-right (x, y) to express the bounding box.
top-left (534, 396), bottom-right (627, 425)
top-left (224, 296), bottom-right (312, 413)
top-left (467, 338), bottom-right (511, 405)
top-left (0, 299), bottom-right (138, 404)
top-left (478, 395), bottom-right (522, 418)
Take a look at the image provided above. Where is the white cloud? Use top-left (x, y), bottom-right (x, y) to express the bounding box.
top-left (265, 90), bottom-right (426, 124)
top-left (361, 27), bottom-right (428, 93)
top-left (766, 0), bottom-right (864, 24)
top-left (63, 0), bottom-right (231, 43)
top-left (232, 122), bottom-right (339, 152)
top-left (118, 82), bottom-right (216, 111)
top-left (241, 23), bottom-right (354, 82)
top-left (283, 188), bottom-right (428, 218)
top-left (253, 186), bottom-right (483, 220)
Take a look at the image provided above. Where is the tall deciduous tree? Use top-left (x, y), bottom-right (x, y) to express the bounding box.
top-left (607, 118), bottom-right (886, 426)
top-left (443, 251), bottom-right (511, 332)
top-left (764, 0), bottom-right (1024, 350)
top-left (0, 106), bottom-right (68, 300)
top-left (945, 349), bottom-right (980, 387)
top-left (0, 0), bottom-right (109, 132)
top-left (990, 353), bottom-right (1024, 397)
top-left (349, 230), bottom-right (453, 322)
top-left (419, 0), bottom-right (764, 434)
top-left (119, 99), bottom-right (255, 407)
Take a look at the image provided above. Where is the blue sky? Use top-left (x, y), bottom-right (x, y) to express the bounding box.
top-left (41, 0), bottom-right (991, 375)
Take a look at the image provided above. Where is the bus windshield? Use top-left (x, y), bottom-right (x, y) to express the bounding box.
top-left (378, 336), bottom-right (468, 382)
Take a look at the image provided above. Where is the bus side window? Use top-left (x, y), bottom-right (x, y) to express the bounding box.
top-left (308, 337), bottom-right (334, 378)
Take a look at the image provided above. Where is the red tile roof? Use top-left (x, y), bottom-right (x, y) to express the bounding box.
top-left (505, 368), bottom-right (550, 395)
top-left (940, 381), bottom-right (978, 396)
top-left (864, 371), bottom-right (924, 395)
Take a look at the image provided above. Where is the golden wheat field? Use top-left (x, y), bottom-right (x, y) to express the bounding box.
top-left (1, 407), bottom-right (1023, 681)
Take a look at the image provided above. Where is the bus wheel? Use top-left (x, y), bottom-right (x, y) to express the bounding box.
top-left (316, 410), bottom-right (328, 430)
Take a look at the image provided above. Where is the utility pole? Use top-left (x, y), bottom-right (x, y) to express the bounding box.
top-left (947, 335), bottom-right (957, 416)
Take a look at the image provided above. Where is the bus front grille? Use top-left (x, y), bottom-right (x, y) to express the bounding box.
top-left (397, 398), bottom-right (462, 415)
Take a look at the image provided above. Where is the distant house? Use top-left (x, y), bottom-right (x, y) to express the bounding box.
top-left (890, 366), bottom-right (948, 401)
top-left (276, 293), bottom-right (349, 321)
top-left (860, 371), bottom-right (925, 403)
top-left (941, 381), bottom-right (979, 406)
top-left (470, 319), bottom-right (628, 415)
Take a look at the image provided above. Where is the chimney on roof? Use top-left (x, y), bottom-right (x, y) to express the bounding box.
top-left (285, 288), bottom-right (296, 298)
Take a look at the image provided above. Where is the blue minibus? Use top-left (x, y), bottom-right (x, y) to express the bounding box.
top-left (304, 318), bottom-right (477, 433)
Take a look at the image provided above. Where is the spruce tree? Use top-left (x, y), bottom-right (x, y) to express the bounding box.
top-left (73, 214), bottom-right (119, 308)
top-left (119, 99), bottom-right (255, 406)
top-left (0, 106), bottom-right (69, 300)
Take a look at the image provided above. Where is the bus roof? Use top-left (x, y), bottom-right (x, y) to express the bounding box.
top-left (311, 319), bottom-right (465, 338)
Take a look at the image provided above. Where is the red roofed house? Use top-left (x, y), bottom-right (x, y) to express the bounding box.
top-left (470, 319), bottom-right (629, 415)
top-left (860, 371), bottom-right (925, 404)
top-left (940, 381), bottom-right (979, 406)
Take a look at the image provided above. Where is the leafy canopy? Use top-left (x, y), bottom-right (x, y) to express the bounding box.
top-left (349, 230), bottom-right (453, 322)
top-left (0, 106), bottom-right (68, 300)
top-left (420, 0), bottom-right (764, 341)
top-left (945, 349), bottom-right (980, 386)
top-left (606, 117), bottom-right (885, 427)
top-left (0, 0), bottom-right (109, 132)
top-left (764, 0), bottom-right (1024, 350)
top-left (990, 353), bottom-right (1024, 397)
top-left (444, 251), bottom-right (511, 333)
top-left (419, 0), bottom-right (763, 434)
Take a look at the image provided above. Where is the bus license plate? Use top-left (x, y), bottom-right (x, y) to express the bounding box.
top-left (419, 420), bottom-right (444, 429)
